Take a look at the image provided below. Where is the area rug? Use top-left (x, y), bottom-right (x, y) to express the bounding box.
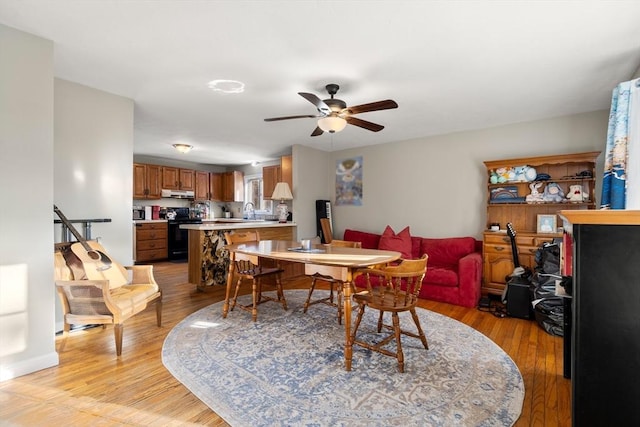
top-left (162, 290), bottom-right (524, 426)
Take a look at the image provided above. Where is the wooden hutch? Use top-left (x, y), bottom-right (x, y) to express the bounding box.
top-left (481, 151), bottom-right (600, 295)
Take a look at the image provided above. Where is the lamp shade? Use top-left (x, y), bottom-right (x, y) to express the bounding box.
top-left (317, 116), bottom-right (347, 133)
top-left (172, 143), bottom-right (193, 153)
top-left (271, 182), bottom-right (293, 200)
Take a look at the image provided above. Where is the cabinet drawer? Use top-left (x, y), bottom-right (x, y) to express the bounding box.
top-left (484, 233), bottom-right (510, 245)
top-left (136, 239), bottom-right (167, 251)
top-left (137, 229), bottom-right (168, 241)
top-left (516, 236), bottom-right (536, 246)
top-left (136, 222), bottom-right (167, 231)
top-left (483, 243), bottom-right (510, 255)
top-left (136, 248), bottom-right (168, 262)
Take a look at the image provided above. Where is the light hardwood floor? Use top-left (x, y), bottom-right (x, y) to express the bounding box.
top-left (0, 261), bottom-right (570, 426)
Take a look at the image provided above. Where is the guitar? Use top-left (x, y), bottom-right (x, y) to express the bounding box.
top-left (54, 205), bottom-right (131, 289)
top-left (502, 222), bottom-right (531, 304)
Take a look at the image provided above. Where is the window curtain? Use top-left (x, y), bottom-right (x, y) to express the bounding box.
top-left (600, 78), bottom-right (640, 209)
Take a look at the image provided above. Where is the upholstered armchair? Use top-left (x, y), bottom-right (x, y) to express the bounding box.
top-left (54, 243), bottom-right (162, 356)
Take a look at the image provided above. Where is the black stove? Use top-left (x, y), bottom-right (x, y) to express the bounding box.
top-left (166, 207), bottom-right (201, 261)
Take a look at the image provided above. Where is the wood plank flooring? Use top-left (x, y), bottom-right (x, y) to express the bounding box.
top-left (0, 261), bottom-right (571, 426)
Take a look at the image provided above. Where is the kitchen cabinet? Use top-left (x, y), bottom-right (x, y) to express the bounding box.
top-left (222, 171), bottom-right (244, 202)
top-left (263, 155), bottom-right (293, 199)
top-left (263, 164), bottom-right (281, 200)
top-left (133, 163), bottom-right (162, 199)
top-left (134, 222), bottom-right (167, 262)
top-left (162, 166), bottom-right (195, 191)
top-left (481, 151), bottom-right (599, 295)
top-left (210, 173), bottom-right (222, 201)
top-left (559, 210), bottom-right (640, 427)
top-left (195, 171), bottom-right (210, 200)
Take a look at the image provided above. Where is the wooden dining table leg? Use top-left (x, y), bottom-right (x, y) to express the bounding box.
top-left (222, 259), bottom-right (235, 318)
top-left (343, 269), bottom-right (354, 371)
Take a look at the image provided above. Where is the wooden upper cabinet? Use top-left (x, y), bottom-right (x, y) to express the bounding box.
top-left (195, 171), bottom-right (210, 200)
top-left (209, 173), bottom-right (223, 201)
top-left (179, 169), bottom-right (195, 191)
top-left (133, 163), bottom-right (162, 199)
top-left (162, 166), bottom-right (195, 190)
top-left (222, 171), bottom-right (244, 202)
top-left (281, 155), bottom-right (293, 193)
top-left (263, 165), bottom-right (281, 200)
top-left (263, 155), bottom-right (293, 200)
top-left (162, 166), bottom-right (179, 189)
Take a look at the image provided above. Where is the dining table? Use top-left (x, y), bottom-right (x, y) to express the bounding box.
top-left (223, 239), bottom-right (401, 371)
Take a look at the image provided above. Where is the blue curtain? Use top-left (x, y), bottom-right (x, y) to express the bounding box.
top-left (600, 78), bottom-right (640, 209)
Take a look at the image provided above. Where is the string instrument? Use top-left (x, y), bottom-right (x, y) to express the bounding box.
top-left (54, 205), bottom-right (127, 287)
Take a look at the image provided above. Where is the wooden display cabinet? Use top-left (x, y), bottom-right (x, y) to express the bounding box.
top-left (481, 151), bottom-right (599, 295)
top-left (222, 171), bottom-right (244, 202)
top-left (161, 166), bottom-right (195, 191)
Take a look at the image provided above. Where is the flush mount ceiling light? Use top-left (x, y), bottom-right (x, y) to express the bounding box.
top-left (207, 79), bottom-right (245, 94)
top-left (317, 116), bottom-right (347, 133)
top-left (172, 143), bottom-right (193, 153)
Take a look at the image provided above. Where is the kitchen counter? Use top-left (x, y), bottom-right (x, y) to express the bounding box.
top-left (133, 219), bottom-right (168, 223)
top-left (180, 220), bottom-right (295, 231)
top-left (184, 222), bottom-right (298, 289)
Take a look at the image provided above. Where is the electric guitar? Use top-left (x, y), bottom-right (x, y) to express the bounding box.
top-left (54, 205), bottom-right (127, 287)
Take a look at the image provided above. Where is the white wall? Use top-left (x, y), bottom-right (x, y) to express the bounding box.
top-left (291, 144), bottom-right (331, 240)
top-left (54, 79), bottom-right (134, 265)
top-left (0, 24), bottom-right (58, 380)
top-left (320, 110), bottom-right (609, 240)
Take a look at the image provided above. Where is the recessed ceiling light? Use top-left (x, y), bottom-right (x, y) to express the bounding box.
top-left (207, 79), bottom-right (245, 94)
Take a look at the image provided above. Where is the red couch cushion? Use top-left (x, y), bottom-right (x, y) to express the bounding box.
top-left (343, 229), bottom-right (380, 249)
top-left (421, 237), bottom-right (476, 268)
top-left (424, 267), bottom-right (459, 287)
top-left (378, 225), bottom-right (412, 259)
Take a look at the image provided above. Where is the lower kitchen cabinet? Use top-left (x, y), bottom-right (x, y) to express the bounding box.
top-left (135, 222), bottom-right (168, 262)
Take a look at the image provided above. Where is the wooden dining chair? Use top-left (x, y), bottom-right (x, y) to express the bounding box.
top-left (224, 231), bottom-right (287, 321)
top-left (320, 217), bottom-right (333, 244)
top-left (351, 254), bottom-right (429, 372)
top-left (303, 239), bottom-right (362, 324)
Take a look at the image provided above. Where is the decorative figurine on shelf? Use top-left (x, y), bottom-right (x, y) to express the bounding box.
top-left (566, 184), bottom-right (589, 202)
top-left (490, 170), bottom-right (499, 184)
top-left (524, 166), bottom-right (537, 182)
top-left (526, 181), bottom-right (544, 202)
top-left (542, 182), bottom-right (565, 202)
top-left (495, 167), bottom-right (509, 183)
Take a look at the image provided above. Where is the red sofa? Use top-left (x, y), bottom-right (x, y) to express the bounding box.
top-left (343, 228), bottom-right (483, 308)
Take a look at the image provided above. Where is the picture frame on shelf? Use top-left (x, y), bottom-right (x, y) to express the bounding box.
top-left (537, 214), bottom-right (557, 233)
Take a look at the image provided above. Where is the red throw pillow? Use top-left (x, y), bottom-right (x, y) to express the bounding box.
top-left (378, 225), bottom-right (412, 259)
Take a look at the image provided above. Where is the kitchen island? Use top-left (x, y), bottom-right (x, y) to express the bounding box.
top-left (180, 220), bottom-right (298, 290)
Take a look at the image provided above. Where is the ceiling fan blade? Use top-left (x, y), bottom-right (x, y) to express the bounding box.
top-left (346, 99), bottom-right (398, 115)
top-left (264, 114), bottom-right (319, 122)
top-left (310, 126), bottom-right (324, 137)
top-left (345, 116), bottom-right (384, 132)
top-left (298, 92), bottom-right (331, 114)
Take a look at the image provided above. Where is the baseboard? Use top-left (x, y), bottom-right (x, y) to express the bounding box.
top-left (0, 351), bottom-right (59, 381)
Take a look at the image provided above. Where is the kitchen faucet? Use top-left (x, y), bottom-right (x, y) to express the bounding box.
top-left (244, 202), bottom-right (255, 219)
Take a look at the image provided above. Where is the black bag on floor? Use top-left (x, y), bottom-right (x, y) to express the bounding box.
top-left (531, 240), bottom-right (564, 336)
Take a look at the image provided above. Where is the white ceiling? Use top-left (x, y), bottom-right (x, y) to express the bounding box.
top-left (2, 1), bottom-right (640, 165)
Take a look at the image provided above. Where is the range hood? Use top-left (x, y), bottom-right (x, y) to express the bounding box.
top-left (161, 189), bottom-right (195, 199)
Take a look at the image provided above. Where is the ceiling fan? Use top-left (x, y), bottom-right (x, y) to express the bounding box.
top-left (264, 84), bottom-right (398, 136)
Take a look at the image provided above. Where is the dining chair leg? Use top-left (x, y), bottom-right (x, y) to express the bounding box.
top-left (410, 308), bottom-right (429, 349)
top-left (303, 276), bottom-right (318, 313)
top-left (231, 278), bottom-right (242, 311)
top-left (392, 313), bottom-right (405, 373)
top-left (336, 287), bottom-right (343, 325)
top-left (350, 304), bottom-right (366, 343)
top-left (377, 310), bottom-right (385, 332)
top-left (278, 274), bottom-right (287, 310)
top-left (251, 279), bottom-right (259, 322)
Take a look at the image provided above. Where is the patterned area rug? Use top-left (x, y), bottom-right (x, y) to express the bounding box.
top-left (162, 290), bottom-right (524, 426)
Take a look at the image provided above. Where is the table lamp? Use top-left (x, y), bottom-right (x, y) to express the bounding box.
top-left (271, 182), bottom-right (293, 223)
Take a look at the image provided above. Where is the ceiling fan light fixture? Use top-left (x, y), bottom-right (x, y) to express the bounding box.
top-left (317, 116), bottom-right (347, 133)
top-left (172, 143), bottom-right (193, 153)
